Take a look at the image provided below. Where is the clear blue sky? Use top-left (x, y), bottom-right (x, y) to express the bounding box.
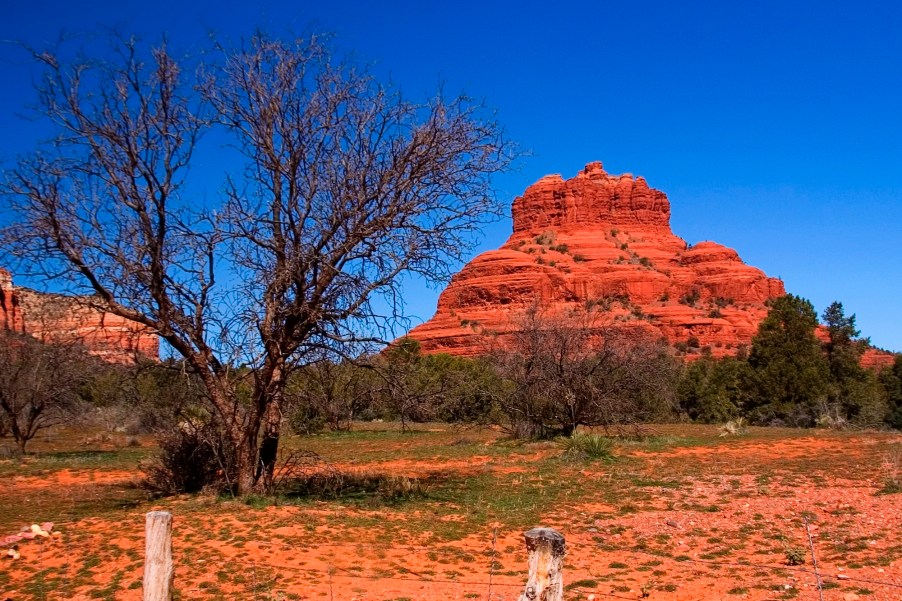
top-left (2, 0), bottom-right (900, 351)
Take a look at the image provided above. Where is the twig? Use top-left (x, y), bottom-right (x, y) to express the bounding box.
top-left (488, 526), bottom-right (498, 601)
top-left (804, 515), bottom-right (824, 601)
top-left (329, 564), bottom-right (335, 601)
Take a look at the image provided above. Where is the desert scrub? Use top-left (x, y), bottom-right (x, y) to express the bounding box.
top-left (784, 547), bottom-right (806, 566)
top-left (559, 433), bottom-right (615, 461)
top-left (719, 417), bottom-right (747, 437)
top-left (877, 447), bottom-right (901, 494)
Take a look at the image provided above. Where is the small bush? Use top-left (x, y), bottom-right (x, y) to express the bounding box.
top-left (143, 420), bottom-right (235, 495)
top-left (282, 469), bottom-right (433, 503)
top-left (714, 297), bottom-right (734, 308)
top-left (559, 433), bottom-right (615, 461)
top-left (719, 417), bottom-right (747, 437)
top-left (288, 404), bottom-right (328, 435)
top-left (680, 289), bottom-right (701, 306)
top-left (877, 448), bottom-right (902, 494)
top-left (784, 547), bottom-right (806, 566)
top-left (565, 579), bottom-right (599, 591)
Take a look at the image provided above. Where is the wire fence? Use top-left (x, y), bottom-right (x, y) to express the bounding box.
top-left (168, 517), bottom-right (902, 601)
top-left (6, 509), bottom-right (902, 600)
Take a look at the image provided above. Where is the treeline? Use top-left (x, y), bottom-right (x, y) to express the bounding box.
top-left (680, 296), bottom-right (901, 429)
top-left (284, 296), bottom-right (902, 434)
top-left (2, 296), bottom-right (900, 463)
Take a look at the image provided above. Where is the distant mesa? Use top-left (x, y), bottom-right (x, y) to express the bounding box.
top-left (0, 267), bottom-right (159, 363)
top-left (406, 162), bottom-right (894, 366)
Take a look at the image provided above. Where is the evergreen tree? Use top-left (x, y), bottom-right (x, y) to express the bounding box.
top-left (879, 356), bottom-right (902, 429)
top-left (745, 295), bottom-right (830, 426)
top-left (822, 302), bottom-right (866, 381)
top-left (678, 357), bottom-right (749, 423)
top-left (821, 301), bottom-right (885, 425)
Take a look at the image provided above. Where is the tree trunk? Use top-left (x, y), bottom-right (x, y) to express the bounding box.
top-left (232, 425), bottom-right (259, 496)
top-left (519, 527), bottom-right (565, 601)
top-left (257, 399), bottom-right (282, 491)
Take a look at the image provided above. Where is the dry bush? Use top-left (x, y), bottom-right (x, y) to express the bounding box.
top-left (719, 417), bottom-right (747, 437)
top-left (878, 445), bottom-right (902, 494)
top-left (142, 420), bottom-right (237, 495)
top-left (491, 305), bottom-right (680, 439)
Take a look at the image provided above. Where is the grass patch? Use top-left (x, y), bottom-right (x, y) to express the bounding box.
top-left (559, 433), bottom-right (615, 461)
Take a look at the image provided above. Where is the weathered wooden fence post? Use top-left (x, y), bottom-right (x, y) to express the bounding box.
top-left (144, 511), bottom-right (173, 601)
top-left (518, 527), bottom-right (565, 601)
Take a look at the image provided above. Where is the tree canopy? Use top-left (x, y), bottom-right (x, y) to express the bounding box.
top-left (0, 32), bottom-right (514, 493)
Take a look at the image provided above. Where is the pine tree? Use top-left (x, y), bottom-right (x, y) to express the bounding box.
top-left (821, 301), bottom-right (884, 425)
top-left (745, 295), bottom-right (830, 425)
top-left (879, 356), bottom-right (902, 429)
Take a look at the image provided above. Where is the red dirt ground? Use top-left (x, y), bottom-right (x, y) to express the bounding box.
top-left (1, 429), bottom-right (901, 600)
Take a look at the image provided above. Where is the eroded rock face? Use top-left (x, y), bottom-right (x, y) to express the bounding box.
top-left (860, 348), bottom-right (896, 370)
top-left (0, 270), bottom-right (158, 363)
top-left (0, 268), bottom-right (24, 334)
top-left (407, 162), bottom-right (786, 358)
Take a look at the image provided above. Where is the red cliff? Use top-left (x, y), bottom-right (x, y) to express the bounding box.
top-left (0, 270), bottom-right (158, 363)
top-left (0, 268), bottom-right (24, 334)
top-left (407, 162), bottom-right (787, 358)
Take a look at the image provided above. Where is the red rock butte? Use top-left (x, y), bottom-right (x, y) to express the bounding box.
top-left (407, 161), bottom-right (790, 358)
top-left (0, 267), bottom-right (159, 363)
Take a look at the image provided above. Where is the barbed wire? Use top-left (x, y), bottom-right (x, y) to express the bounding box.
top-left (563, 536), bottom-right (902, 591)
top-left (232, 559), bottom-right (526, 589)
top-left (212, 531), bottom-right (902, 594)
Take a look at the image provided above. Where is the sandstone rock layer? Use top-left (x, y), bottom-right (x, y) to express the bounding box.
top-left (407, 162), bottom-right (786, 358)
top-left (0, 269), bottom-right (158, 363)
top-left (0, 268), bottom-right (24, 334)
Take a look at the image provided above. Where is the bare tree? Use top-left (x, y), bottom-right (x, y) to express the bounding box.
top-left (0, 332), bottom-right (89, 454)
top-left (491, 305), bottom-right (679, 439)
top-left (1, 33), bottom-right (513, 493)
top-left (284, 358), bottom-right (378, 433)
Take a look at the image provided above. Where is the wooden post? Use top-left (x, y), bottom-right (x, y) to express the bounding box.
top-left (144, 511), bottom-right (173, 601)
top-left (519, 527), bottom-right (565, 601)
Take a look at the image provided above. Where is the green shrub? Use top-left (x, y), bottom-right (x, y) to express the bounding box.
top-left (784, 547), bottom-right (806, 566)
top-left (680, 288), bottom-right (701, 306)
top-left (559, 433), bottom-right (615, 461)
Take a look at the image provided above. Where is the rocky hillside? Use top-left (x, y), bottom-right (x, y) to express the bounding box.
top-left (406, 162), bottom-right (789, 358)
top-left (0, 268), bottom-right (158, 363)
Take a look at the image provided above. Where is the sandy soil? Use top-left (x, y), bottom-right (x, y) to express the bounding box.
top-left (2, 432), bottom-right (901, 601)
